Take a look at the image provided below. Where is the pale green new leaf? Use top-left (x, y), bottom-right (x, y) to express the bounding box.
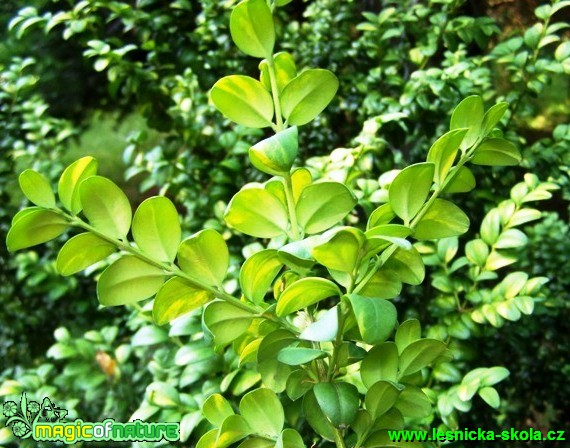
top-left (249, 127), bottom-right (298, 176)
top-left (312, 227), bottom-right (365, 273)
top-left (19, 169), bottom-right (55, 208)
top-left (481, 102), bottom-right (509, 136)
top-left (280, 69), bottom-right (339, 126)
top-left (58, 156), bottom-right (98, 214)
top-left (6, 209), bottom-right (68, 252)
top-left (414, 199), bottom-right (469, 240)
top-left (471, 138), bottom-right (521, 166)
top-left (153, 277), bottom-right (213, 325)
top-left (389, 163), bottom-right (434, 224)
top-left (443, 166), bottom-right (476, 194)
top-left (276, 277), bottom-right (340, 316)
top-left (225, 188), bottom-right (288, 238)
top-left (177, 229), bottom-right (229, 286)
top-left (240, 388), bottom-right (284, 437)
top-left (202, 394), bottom-right (234, 427)
top-left (299, 306), bottom-right (338, 342)
top-left (132, 196), bottom-right (181, 262)
top-left (97, 255), bottom-right (165, 306)
top-left (210, 75), bottom-right (274, 128)
top-left (259, 52), bottom-right (297, 93)
top-left (426, 129), bottom-right (467, 185)
top-left (240, 249), bottom-right (283, 304)
top-left (296, 182), bottom-right (356, 234)
top-left (230, 0), bottom-right (274, 58)
top-left (80, 176), bottom-right (132, 240)
top-left (56, 233), bottom-right (115, 276)
top-left (450, 95), bottom-right (484, 150)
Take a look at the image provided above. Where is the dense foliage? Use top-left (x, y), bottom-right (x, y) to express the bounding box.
top-left (1, 0), bottom-right (569, 446)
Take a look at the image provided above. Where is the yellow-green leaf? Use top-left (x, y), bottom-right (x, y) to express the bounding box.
top-left (56, 233), bottom-right (115, 276)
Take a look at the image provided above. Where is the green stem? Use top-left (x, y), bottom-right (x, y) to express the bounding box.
top-left (327, 302), bottom-right (347, 381)
top-left (283, 173), bottom-right (301, 241)
top-left (267, 55), bottom-right (284, 132)
top-left (332, 427), bottom-right (347, 448)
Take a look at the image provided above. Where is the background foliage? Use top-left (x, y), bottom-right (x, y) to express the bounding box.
top-left (1, 0), bottom-right (568, 446)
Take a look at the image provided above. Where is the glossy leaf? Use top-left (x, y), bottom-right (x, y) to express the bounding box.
top-left (443, 166), bottom-right (476, 194)
top-left (394, 386), bottom-right (432, 418)
top-left (481, 102), bottom-right (509, 136)
top-left (58, 156), bottom-right (98, 214)
top-left (359, 270), bottom-right (402, 300)
top-left (398, 339), bottom-right (447, 378)
top-left (383, 247), bottom-right (425, 285)
top-left (6, 209), bottom-right (68, 252)
top-left (225, 188), bottom-right (288, 238)
top-left (395, 319), bottom-right (421, 353)
top-left (361, 342), bottom-right (399, 387)
top-left (280, 69), bottom-right (339, 126)
top-left (240, 388), bottom-right (284, 437)
top-left (240, 249), bottom-right (283, 304)
top-left (312, 227), bottom-right (365, 273)
top-left (365, 381), bottom-right (401, 419)
top-left (177, 229), bottom-right (229, 286)
top-left (80, 176), bottom-right (132, 240)
top-left (56, 233), bottom-right (115, 276)
top-left (389, 163), bottom-right (434, 224)
top-left (367, 203), bottom-right (396, 229)
top-left (203, 301), bottom-right (253, 346)
top-left (426, 129), bottom-right (467, 185)
top-left (471, 138), bottom-right (521, 166)
top-left (19, 169), bottom-right (55, 208)
top-left (230, 0), bottom-right (275, 58)
top-left (300, 306), bottom-right (338, 342)
top-left (276, 429), bottom-right (305, 448)
top-left (260, 52), bottom-right (296, 93)
top-left (217, 415), bottom-right (251, 447)
top-left (303, 390), bottom-right (335, 441)
top-left (450, 95), bottom-right (484, 150)
top-left (296, 182), bottom-right (356, 234)
top-left (153, 278), bottom-right (213, 325)
top-left (278, 347), bottom-right (328, 365)
top-left (202, 394), bottom-right (234, 427)
top-left (132, 196), bottom-right (181, 263)
top-left (313, 382), bottom-right (359, 427)
top-left (479, 387), bottom-right (500, 409)
top-left (210, 75), bottom-right (274, 128)
top-left (347, 294), bottom-right (397, 345)
top-left (249, 127), bottom-right (298, 176)
top-left (276, 277), bottom-right (340, 316)
top-left (278, 236), bottom-right (319, 271)
top-left (97, 256), bottom-right (165, 306)
top-left (414, 199), bottom-right (469, 240)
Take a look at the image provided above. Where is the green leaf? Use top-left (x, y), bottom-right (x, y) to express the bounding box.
top-left (471, 138), bottom-right (521, 166)
top-left (426, 129), bottom-right (467, 185)
top-left (97, 256), bottom-right (165, 306)
top-left (276, 277), bottom-right (340, 316)
top-left (238, 439), bottom-right (275, 448)
top-left (300, 306), bottom-right (338, 342)
top-left (196, 430), bottom-right (217, 448)
top-left (478, 387), bottom-right (500, 409)
top-left (443, 166), bottom-right (476, 194)
top-left (347, 294), bottom-right (397, 345)
top-left (132, 326), bottom-right (169, 346)
top-left (56, 233), bottom-right (115, 276)
top-left (465, 239), bottom-right (489, 266)
top-left (225, 188), bottom-right (288, 238)
top-left (394, 386), bottom-right (432, 418)
top-left (277, 347), bottom-right (328, 365)
top-left (398, 339), bottom-right (447, 378)
top-left (19, 169), bottom-right (55, 208)
top-left (494, 229), bottom-right (527, 249)
top-left (177, 229), bottom-right (228, 286)
top-left (383, 247), bottom-right (425, 285)
top-left (296, 182), bottom-right (356, 234)
top-left (481, 209), bottom-right (501, 245)
top-left (481, 102), bottom-right (509, 136)
top-left (389, 163), bottom-right (434, 224)
top-left (217, 415), bottom-right (251, 447)
top-left (260, 52), bottom-right (297, 93)
top-left (359, 270), bottom-right (402, 300)
top-left (286, 370), bottom-right (314, 401)
top-left (361, 342), bottom-right (399, 387)
top-left (280, 69), bottom-right (339, 126)
top-left (58, 156), bottom-right (98, 214)
top-left (80, 176), bottom-right (132, 240)
top-left (312, 227), bottom-right (365, 273)
top-left (365, 381), bottom-right (401, 419)
top-left (367, 203), bottom-right (396, 229)
top-left (230, 0), bottom-right (275, 58)
top-left (313, 382), bottom-right (359, 427)
top-left (204, 301), bottom-right (253, 346)
top-left (210, 75), bottom-right (274, 128)
top-left (414, 199), bottom-right (469, 240)
top-left (240, 388), bottom-right (284, 437)
top-left (450, 95), bottom-right (484, 150)
top-left (249, 127), bottom-right (298, 176)
top-left (303, 390), bottom-right (335, 441)
top-left (6, 209), bottom-right (68, 251)
top-left (481, 367), bottom-right (510, 386)
top-left (132, 196), bottom-right (181, 263)
top-left (276, 429), bottom-right (305, 448)
top-left (153, 278), bottom-right (213, 325)
top-left (278, 236), bottom-right (320, 271)
top-left (240, 249), bottom-right (283, 304)
top-left (395, 319), bottom-right (421, 353)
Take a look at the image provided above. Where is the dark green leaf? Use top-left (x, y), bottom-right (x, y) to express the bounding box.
top-left (365, 381), bottom-right (401, 419)
top-left (313, 382), bottom-right (359, 427)
top-left (398, 339), bottom-right (447, 378)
